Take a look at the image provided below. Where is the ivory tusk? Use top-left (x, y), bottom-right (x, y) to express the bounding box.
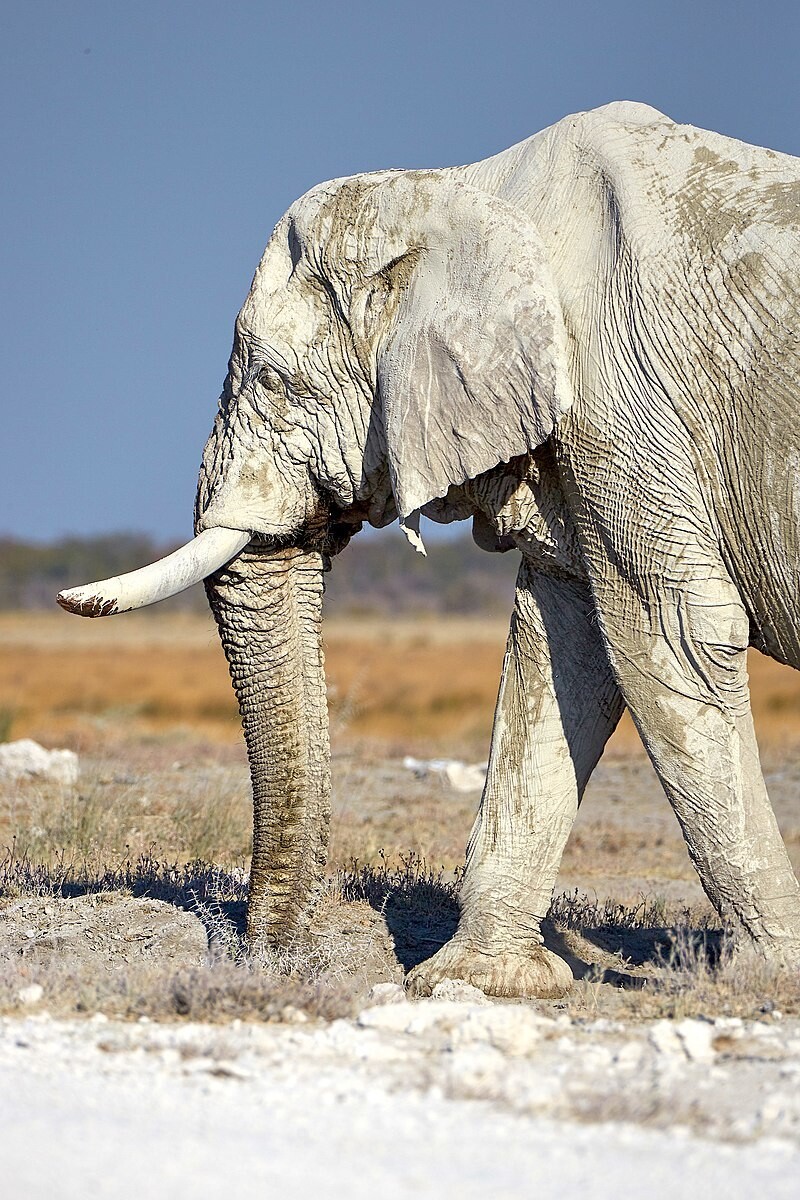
top-left (56, 526), bottom-right (251, 617)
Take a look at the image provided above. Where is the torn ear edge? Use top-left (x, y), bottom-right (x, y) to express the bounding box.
top-left (399, 510), bottom-right (427, 555)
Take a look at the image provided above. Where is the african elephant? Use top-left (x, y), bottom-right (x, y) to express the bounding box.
top-left (59, 101), bottom-right (800, 998)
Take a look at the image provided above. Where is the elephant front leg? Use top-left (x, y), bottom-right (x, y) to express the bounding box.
top-left (596, 572), bottom-right (800, 962)
top-left (406, 564), bottom-right (624, 999)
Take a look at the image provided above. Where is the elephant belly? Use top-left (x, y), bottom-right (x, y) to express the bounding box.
top-left (724, 455), bottom-right (800, 671)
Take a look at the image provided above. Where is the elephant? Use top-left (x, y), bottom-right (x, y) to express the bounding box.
top-left (59, 100), bottom-right (800, 998)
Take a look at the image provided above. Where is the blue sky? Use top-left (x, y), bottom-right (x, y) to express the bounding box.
top-left (3, 1), bottom-right (799, 541)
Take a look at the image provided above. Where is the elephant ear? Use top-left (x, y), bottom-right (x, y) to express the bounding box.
top-left (373, 177), bottom-right (574, 549)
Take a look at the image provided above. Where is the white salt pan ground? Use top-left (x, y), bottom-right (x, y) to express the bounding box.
top-left (2, 999), bottom-right (799, 1198)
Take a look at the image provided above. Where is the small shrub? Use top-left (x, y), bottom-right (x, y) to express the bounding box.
top-left (0, 706), bottom-right (15, 742)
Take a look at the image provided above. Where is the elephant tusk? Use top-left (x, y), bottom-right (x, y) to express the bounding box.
top-left (56, 526), bottom-right (251, 617)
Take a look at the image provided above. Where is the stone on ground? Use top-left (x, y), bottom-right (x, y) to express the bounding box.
top-left (0, 739), bottom-right (79, 786)
top-left (0, 894), bottom-right (208, 969)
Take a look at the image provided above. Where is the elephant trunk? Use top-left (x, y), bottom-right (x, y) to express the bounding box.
top-left (206, 543), bottom-right (330, 945)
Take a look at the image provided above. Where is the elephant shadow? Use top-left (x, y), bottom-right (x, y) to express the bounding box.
top-left (24, 861), bottom-right (249, 940)
top-left (367, 882), bottom-right (722, 989)
top-left (376, 885), bottom-right (460, 974)
top-left (42, 861), bottom-right (722, 993)
top-left (544, 920), bottom-right (724, 990)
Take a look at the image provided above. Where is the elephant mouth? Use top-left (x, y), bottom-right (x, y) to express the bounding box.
top-left (56, 501), bottom-right (366, 620)
top-left (246, 490), bottom-right (365, 559)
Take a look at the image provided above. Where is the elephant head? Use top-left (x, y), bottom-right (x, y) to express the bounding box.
top-left (58, 168), bottom-right (575, 945)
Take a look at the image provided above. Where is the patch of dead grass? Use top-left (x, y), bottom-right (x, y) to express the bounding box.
top-left (4, 613), bottom-right (800, 757)
top-left (1, 611), bottom-right (799, 1024)
top-left (0, 762), bottom-right (254, 868)
top-left (0, 853), bottom-right (393, 1022)
top-left (547, 892), bottom-right (800, 1021)
top-left (0, 849), bottom-right (797, 1024)
top-left (0, 951), bottom-right (358, 1024)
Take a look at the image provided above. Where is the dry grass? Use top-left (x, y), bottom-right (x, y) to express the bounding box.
top-left (0, 845), bottom-right (797, 1023)
top-left (0, 610), bottom-right (799, 1023)
top-left (0, 611), bottom-right (634, 755)
top-left (0, 851), bottom-right (393, 1022)
top-left (5, 611), bottom-right (800, 756)
top-left (0, 942), bottom-right (359, 1024)
top-left (548, 891), bottom-right (800, 1021)
top-left (0, 612), bottom-right (515, 753)
top-left (0, 762), bottom-right (253, 867)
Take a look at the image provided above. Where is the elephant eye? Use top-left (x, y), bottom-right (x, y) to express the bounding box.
top-left (258, 367), bottom-right (284, 394)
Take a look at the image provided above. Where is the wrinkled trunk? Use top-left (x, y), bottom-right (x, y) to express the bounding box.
top-left (205, 544), bottom-right (330, 945)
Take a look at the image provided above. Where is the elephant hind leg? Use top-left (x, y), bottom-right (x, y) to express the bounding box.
top-left (597, 573), bottom-right (800, 961)
top-left (406, 563), bottom-right (624, 1000)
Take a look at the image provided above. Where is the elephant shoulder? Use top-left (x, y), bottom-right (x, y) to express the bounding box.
top-left (584, 100), bottom-right (672, 129)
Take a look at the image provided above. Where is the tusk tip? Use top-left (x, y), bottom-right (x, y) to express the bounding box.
top-left (56, 588), bottom-right (119, 618)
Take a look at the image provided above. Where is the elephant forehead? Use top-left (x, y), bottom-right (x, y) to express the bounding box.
top-left (239, 241), bottom-right (328, 370)
top-left (301, 170), bottom-right (445, 264)
top-left (239, 279), bottom-right (325, 366)
top-left (281, 173), bottom-right (389, 260)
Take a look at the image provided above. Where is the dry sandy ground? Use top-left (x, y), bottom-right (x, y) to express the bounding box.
top-left (2, 999), bottom-right (800, 1199)
top-left (3, 612), bottom-right (800, 1193)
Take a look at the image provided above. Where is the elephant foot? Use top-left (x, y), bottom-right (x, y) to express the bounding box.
top-left (405, 937), bottom-right (573, 1000)
top-left (729, 933), bottom-right (800, 973)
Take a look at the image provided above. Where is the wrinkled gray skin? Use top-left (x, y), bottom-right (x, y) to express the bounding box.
top-left (195, 102), bottom-right (800, 996)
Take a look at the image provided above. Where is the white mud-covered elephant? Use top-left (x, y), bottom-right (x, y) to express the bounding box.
top-left (60, 102), bottom-right (800, 998)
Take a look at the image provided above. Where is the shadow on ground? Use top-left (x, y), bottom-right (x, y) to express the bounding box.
top-left (343, 864), bottom-right (723, 989)
top-left (1, 850), bottom-right (724, 994)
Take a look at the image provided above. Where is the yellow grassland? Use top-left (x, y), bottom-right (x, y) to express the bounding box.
top-left (2, 611), bottom-right (800, 757)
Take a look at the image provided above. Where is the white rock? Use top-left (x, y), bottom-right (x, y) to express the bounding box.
top-left (445, 1044), bottom-right (507, 1093)
top-left (402, 757), bottom-right (487, 793)
top-left (446, 1006), bottom-right (547, 1056)
top-left (280, 1006), bottom-right (309, 1024)
top-left (575, 1045), bottom-right (615, 1071)
top-left (358, 1000), bottom-right (482, 1035)
top-left (674, 1019), bottom-right (716, 1063)
top-left (367, 982), bottom-right (406, 1006)
top-left (0, 739), bottom-right (78, 786)
top-left (357, 1000), bottom-right (440, 1034)
top-left (759, 1093), bottom-right (791, 1122)
top-left (650, 1018), bottom-right (715, 1063)
top-left (430, 979), bottom-right (491, 1005)
top-left (441, 762), bottom-right (488, 792)
top-left (613, 1039), bottom-right (646, 1070)
top-left (17, 984), bottom-right (44, 1006)
top-left (649, 1020), bottom-right (684, 1057)
top-left (358, 998), bottom-right (547, 1056)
